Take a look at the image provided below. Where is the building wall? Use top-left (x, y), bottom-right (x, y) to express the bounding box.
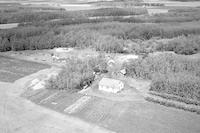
top-left (99, 84), bottom-right (123, 93)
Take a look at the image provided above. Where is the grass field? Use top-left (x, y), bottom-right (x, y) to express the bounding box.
top-left (0, 55), bottom-right (49, 82)
top-left (22, 86), bottom-right (200, 133)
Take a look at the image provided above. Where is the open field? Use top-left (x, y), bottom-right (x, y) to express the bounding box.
top-left (0, 55), bottom-right (49, 82)
top-left (73, 97), bottom-right (200, 133)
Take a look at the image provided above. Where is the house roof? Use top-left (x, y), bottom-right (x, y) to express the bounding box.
top-left (99, 78), bottom-right (123, 88)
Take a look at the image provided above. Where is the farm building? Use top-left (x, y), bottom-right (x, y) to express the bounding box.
top-left (99, 78), bottom-right (124, 93)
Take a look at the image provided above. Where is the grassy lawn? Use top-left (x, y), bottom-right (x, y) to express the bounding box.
top-left (0, 55), bottom-right (49, 82)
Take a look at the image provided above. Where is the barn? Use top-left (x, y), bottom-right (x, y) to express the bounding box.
top-left (99, 78), bottom-right (124, 93)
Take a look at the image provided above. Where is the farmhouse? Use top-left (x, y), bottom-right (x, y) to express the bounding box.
top-left (99, 78), bottom-right (124, 93)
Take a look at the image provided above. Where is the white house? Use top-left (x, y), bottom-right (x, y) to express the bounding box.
top-left (99, 78), bottom-right (124, 93)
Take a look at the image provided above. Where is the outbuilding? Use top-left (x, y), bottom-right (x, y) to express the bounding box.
top-left (99, 78), bottom-right (124, 93)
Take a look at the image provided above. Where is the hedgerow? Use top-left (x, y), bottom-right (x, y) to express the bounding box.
top-left (81, 7), bottom-right (147, 17)
top-left (150, 72), bottom-right (200, 101)
top-left (156, 35), bottom-right (200, 55)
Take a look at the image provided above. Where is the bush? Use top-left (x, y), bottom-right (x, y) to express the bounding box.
top-left (145, 96), bottom-right (200, 114)
top-left (0, 6), bottom-right (147, 24)
top-left (0, 37), bottom-right (11, 51)
top-left (58, 30), bottom-right (125, 53)
top-left (60, 21), bottom-right (200, 40)
top-left (81, 7), bottom-right (148, 17)
top-left (124, 53), bottom-right (200, 101)
top-left (46, 56), bottom-right (107, 90)
top-left (0, 26), bottom-right (48, 40)
top-left (7, 32), bottom-right (59, 51)
top-left (87, 54), bottom-right (108, 73)
top-left (126, 22), bottom-right (200, 40)
top-left (2, 21), bottom-right (200, 53)
top-left (150, 72), bottom-right (200, 101)
top-left (46, 59), bottom-right (94, 90)
top-left (59, 30), bottom-right (98, 48)
top-left (94, 35), bottom-right (125, 53)
top-left (123, 53), bottom-right (200, 79)
top-left (156, 35), bottom-right (200, 55)
top-left (149, 91), bottom-right (200, 106)
top-left (0, 9), bottom-right (82, 24)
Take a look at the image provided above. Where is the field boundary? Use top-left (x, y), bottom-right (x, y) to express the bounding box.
top-left (146, 91), bottom-right (200, 114)
top-left (149, 91), bottom-right (200, 106)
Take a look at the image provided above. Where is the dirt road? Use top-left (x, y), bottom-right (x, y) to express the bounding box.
top-left (0, 68), bottom-right (113, 133)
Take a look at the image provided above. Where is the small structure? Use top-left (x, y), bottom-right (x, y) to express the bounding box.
top-left (107, 59), bottom-right (115, 68)
top-left (116, 54), bottom-right (139, 64)
top-left (54, 47), bottom-right (73, 53)
top-left (51, 53), bottom-right (60, 61)
top-left (29, 79), bottom-right (45, 90)
top-left (99, 78), bottom-right (124, 93)
top-left (120, 68), bottom-right (127, 75)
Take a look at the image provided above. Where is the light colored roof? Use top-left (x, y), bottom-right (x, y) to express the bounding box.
top-left (54, 47), bottom-right (73, 53)
top-left (99, 78), bottom-right (123, 88)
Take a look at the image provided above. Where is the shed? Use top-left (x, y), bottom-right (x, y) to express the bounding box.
top-left (99, 78), bottom-right (124, 93)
